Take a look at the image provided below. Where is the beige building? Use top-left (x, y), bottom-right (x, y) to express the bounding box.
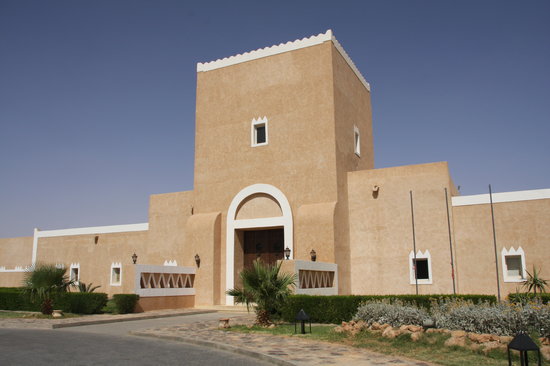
top-left (1, 30), bottom-right (548, 310)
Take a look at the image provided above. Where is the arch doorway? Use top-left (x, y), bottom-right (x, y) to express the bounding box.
top-left (226, 184), bottom-right (293, 305)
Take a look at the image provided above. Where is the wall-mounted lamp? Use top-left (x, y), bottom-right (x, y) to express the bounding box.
top-left (372, 185), bottom-right (380, 199)
top-left (132, 252), bottom-right (138, 264)
top-left (94, 236), bottom-right (99, 244)
top-left (284, 247), bottom-right (291, 260)
top-left (310, 249), bottom-right (317, 262)
top-left (195, 254), bottom-right (200, 268)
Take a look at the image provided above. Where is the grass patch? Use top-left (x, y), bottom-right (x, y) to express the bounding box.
top-left (229, 324), bottom-right (344, 341)
top-left (227, 324), bottom-right (548, 366)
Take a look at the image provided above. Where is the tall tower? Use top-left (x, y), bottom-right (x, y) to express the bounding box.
top-left (193, 30), bottom-right (373, 300)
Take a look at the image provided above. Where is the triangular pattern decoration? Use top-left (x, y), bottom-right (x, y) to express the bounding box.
top-left (139, 272), bottom-right (195, 289)
top-left (298, 270), bottom-right (335, 289)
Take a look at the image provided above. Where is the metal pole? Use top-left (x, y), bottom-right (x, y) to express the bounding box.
top-left (410, 191), bottom-right (418, 295)
top-left (489, 184), bottom-right (501, 302)
top-left (444, 188), bottom-right (456, 295)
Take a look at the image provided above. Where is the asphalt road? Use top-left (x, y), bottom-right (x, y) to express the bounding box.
top-left (0, 312), bottom-right (273, 366)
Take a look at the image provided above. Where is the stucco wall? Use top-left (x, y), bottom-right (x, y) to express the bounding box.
top-left (36, 231), bottom-right (147, 296)
top-left (0, 236), bottom-right (33, 268)
top-left (194, 41), bottom-right (339, 213)
top-left (295, 202), bottom-right (336, 263)
top-left (331, 42), bottom-right (373, 294)
top-left (348, 162), bottom-right (457, 295)
top-left (0, 272), bottom-right (26, 287)
top-left (185, 212), bottom-right (221, 305)
top-left (147, 191), bottom-right (194, 265)
top-left (453, 198), bottom-right (550, 297)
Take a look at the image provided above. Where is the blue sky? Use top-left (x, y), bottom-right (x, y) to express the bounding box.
top-left (1, 1), bottom-right (549, 237)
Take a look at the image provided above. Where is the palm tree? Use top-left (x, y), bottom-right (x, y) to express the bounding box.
top-left (23, 263), bottom-right (74, 315)
top-left (227, 259), bottom-right (296, 325)
top-left (77, 282), bottom-right (101, 293)
top-left (522, 266), bottom-right (548, 295)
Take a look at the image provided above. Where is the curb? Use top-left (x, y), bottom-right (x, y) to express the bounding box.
top-left (52, 310), bottom-right (217, 329)
top-left (133, 332), bottom-right (296, 366)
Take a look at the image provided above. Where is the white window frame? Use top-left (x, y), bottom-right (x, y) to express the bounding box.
top-left (354, 125), bottom-right (361, 157)
top-left (409, 250), bottom-right (432, 285)
top-left (110, 262), bottom-right (122, 286)
top-left (251, 117), bottom-right (268, 147)
top-left (69, 263), bottom-right (80, 284)
top-left (501, 247), bottom-right (527, 282)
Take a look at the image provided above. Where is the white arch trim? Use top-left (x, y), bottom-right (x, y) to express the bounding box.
top-left (226, 184), bottom-right (293, 305)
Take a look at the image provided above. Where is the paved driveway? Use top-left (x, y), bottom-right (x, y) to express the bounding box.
top-left (0, 312), bottom-right (273, 366)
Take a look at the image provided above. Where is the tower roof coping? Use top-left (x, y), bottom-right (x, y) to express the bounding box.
top-left (196, 30), bottom-right (371, 91)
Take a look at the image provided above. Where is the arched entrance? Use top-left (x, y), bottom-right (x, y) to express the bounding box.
top-left (225, 184), bottom-right (293, 305)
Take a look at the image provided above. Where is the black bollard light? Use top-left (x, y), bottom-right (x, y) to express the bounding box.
top-left (294, 309), bottom-right (311, 334)
top-left (507, 331), bottom-right (542, 366)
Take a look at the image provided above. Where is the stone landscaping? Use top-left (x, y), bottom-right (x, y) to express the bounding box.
top-left (334, 320), bottom-right (550, 361)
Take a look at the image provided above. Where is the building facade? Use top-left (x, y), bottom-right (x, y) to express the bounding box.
top-left (1, 30), bottom-right (548, 310)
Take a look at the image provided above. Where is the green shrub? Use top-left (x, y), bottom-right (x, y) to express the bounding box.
top-left (509, 292), bottom-right (550, 304)
top-left (0, 288), bottom-right (107, 314)
top-left (53, 292), bottom-right (107, 314)
top-left (281, 294), bottom-right (496, 323)
top-left (112, 294), bottom-right (139, 314)
top-left (0, 288), bottom-right (37, 311)
top-left (101, 299), bottom-right (117, 314)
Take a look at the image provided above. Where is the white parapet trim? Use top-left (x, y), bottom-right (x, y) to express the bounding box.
top-left (197, 30), bottom-right (371, 91)
top-left (31, 223), bottom-right (149, 265)
top-left (452, 188), bottom-right (550, 207)
top-left (35, 223), bottom-right (149, 238)
top-left (0, 265), bottom-right (32, 273)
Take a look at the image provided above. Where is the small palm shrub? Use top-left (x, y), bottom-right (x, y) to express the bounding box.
top-left (23, 263), bottom-right (74, 315)
top-left (522, 267), bottom-right (548, 295)
top-left (77, 282), bottom-right (101, 293)
top-left (227, 259), bottom-right (296, 325)
top-left (353, 300), bottom-right (429, 327)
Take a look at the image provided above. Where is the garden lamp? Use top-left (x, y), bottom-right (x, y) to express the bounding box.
top-left (294, 309), bottom-right (311, 334)
top-left (507, 331), bottom-right (542, 366)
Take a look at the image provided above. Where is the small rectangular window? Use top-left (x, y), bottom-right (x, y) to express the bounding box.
top-left (69, 263), bottom-right (80, 284)
top-left (413, 258), bottom-right (429, 280)
top-left (112, 268), bottom-right (121, 284)
top-left (505, 256), bottom-right (522, 278)
top-left (110, 264), bottom-right (122, 286)
top-left (70, 268), bottom-right (79, 283)
top-left (251, 117), bottom-right (268, 147)
top-left (354, 125), bottom-right (360, 156)
top-left (256, 125), bottom-right (266, 144)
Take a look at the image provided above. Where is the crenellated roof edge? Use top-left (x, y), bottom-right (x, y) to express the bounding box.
top-left (197, 30), bottom-right (370, 91)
